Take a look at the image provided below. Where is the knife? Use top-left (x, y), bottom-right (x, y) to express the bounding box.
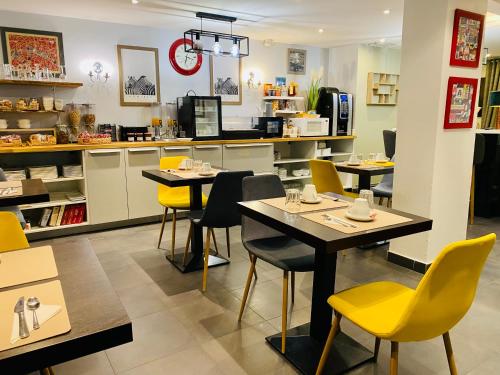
top-left (14, 297), bottom-right (30, 339)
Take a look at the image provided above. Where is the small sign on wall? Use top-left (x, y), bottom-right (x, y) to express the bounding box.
top-left (444, 76), bottom-right (478, 129)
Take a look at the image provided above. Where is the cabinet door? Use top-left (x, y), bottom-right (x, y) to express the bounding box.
top-left (223, 143), bottom-right (274, 173)
top-left (125, 147), bottom-right (162, 219)
top-left (161, 146), bottom-right (193, 159)
top-left (84, 149), bottom-right (129, 224)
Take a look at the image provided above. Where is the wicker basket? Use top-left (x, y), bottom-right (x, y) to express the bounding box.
top-left (0, 139), bottom-right (22, 147)
top-left (29, 134), bottom-right (57, 146)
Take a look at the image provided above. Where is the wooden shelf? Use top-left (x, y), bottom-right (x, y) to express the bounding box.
top-left (0, 109), bottom-right (64, 114)
top-left (367, 72), bottom-right (400, 106)
top-left (275, 110), bottom-right (301, 114)
top-left (263, 96), bottom-right (304, 100)
top-left (0, 79), bottom-right (83, 88)
top-left (0, 128), bottom-right (55, 133)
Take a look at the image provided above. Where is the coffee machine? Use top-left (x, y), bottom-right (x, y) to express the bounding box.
top-left (316, 87), bottom-right (353, 136)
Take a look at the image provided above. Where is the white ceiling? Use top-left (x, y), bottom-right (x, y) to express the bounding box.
top-left (0, 0), bottom-right (404, 47)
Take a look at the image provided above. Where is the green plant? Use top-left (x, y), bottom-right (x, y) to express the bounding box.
top-left (306, 67), bottom-right (323, 111)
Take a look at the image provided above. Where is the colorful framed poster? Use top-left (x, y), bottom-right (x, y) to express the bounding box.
top-left (117, 45), bottom-right (161, 106)
top-left (449, 9), bottom-right (484, 68)
top-left (444, 76), bottom-right (478, 129)
top-left (210, 56), bottom-right (242, 105)
top-left (0, 27), bottom-right (64, 73)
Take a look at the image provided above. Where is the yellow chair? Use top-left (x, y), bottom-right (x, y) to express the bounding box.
top-left (0, 211), bottom-right (29, 252)
top-left (158, 156), bottom-right (211, 258)
top-left (316, 233), bottom-right (496, 375)
top-left (309, 159), bottom-right (357, 198)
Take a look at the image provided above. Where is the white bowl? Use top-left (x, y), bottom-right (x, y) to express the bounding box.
top-left (301, 169), bottom-right (310, 176)
top-left (292, 170), bottom-right (303, 177)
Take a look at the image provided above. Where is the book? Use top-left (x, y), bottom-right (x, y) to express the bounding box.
top-left (39, 208), bottom-right (52, 227)
top-left (56, 205), bottom-right (65, 226)
top-left (49, 206), bottom-right (60, 227)
top-left (60, 206), bottom-right (72, 226)
top-left (66, 192), bottom-right (86, 202)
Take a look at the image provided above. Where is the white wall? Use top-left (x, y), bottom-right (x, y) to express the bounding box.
top-left (0, 10), bottom-right (328, 129)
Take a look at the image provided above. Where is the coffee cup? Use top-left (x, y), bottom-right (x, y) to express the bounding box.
top-left (201, 162), bottom-right (211, 173)
top-left (348, 153), bottom-right (359, 163)
top-left (376, 152), bottom-right (386, 161)
top-left (302, 184), bottom-right (318, 202)
top-left (348, 198), bottom-right (371, 218)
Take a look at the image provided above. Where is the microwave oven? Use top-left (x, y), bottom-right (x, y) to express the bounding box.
top-left (288, 118), bottom-right (329, 137)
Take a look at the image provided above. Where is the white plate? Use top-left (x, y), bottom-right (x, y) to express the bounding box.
top-left (345, 211), bottom-right (374, 222)
top-left (198, 171), bottom-right (215, 176)
top-left (300, 197), bottom-right (323, 204)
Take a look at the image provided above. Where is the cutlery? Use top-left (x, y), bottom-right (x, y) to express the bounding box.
top-left (318, 194), bottom-right (339, 201)
top-left (14, 297), bottom-right (30, 339)
top-left (322, 214), bottom-right (358, 228)
top-left (322, 214), bottom-right (349, 227)
top-left (27, 297), bottom-right (41, 330)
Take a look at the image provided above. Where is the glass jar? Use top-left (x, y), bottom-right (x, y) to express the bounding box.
top-left (82, 104), bottom-right (96, 133)
top-left (56, 124), bottom-right (70, 144)
top-left (67, 103), bottom-right (81, 127)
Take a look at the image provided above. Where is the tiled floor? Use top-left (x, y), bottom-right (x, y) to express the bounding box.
top-left (31, 216), bottom-right (500, 374)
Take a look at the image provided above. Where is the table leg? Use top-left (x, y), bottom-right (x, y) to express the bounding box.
top-left (265, 249), bottom-right (373, 374)
top-left (358, 175), bottom-right (371, 191)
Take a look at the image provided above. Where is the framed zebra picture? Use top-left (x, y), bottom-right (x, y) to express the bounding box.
top-left (117, 45), bottom-right (161, 106)
top-left (210, 56), bottom-right (242, 105)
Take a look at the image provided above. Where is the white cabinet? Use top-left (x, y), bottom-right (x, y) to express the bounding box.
top-left (161, 146), bottom-right (193, 159)
top-left (193, 145), bottom-right (223, 167)
top-left (223, 143), bottom-right (274, 173)
top-left (125, 147), bottom-right (162, 219)
top-left (84, 149), bottom-right (129, 224)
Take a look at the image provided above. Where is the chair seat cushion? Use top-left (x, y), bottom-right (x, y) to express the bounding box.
top-left (372, 184), bottom-right (393, 197)
top-left (244, 236), bottom-right (315, 272)
top-left (159, 191), bottom-right (208, 209)
top-left (328, 281), bottom-right (415, 339)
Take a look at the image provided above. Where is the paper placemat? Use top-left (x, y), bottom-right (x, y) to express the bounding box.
top-left (161, 168), bottom-right (223, 179)
top-left (260, 196), bottom-right (349, 214)
top-left (0, 246), bottom-right (58, 289)
top-left (0, 180), bottom-right (23, 197)
top-left (301, 208), bottom-right (412, 234)
top-left (0, 280), bottom-right (71, 352)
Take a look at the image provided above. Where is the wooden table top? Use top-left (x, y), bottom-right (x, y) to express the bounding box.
top-left (142, 169), bottom-right (219, 187)
top-left (0, 179), bottom-right (49, 207)
top-left (238, 193), bottom-right (432, 252)
top-left (0, 239), bottom-right (132, 374)
top-left (334, 163), bottom-right (394, 176)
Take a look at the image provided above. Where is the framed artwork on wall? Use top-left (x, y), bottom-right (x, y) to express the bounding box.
top-left (117, 44), bottom-right (161, 106)
top-left (0, 27), bottom-right (64, 73)
top-left (449, 9), bottom-right (484, 68)
top-left (287, 48), bottom-right (306, 75)
top-left (444, 76), bottom-right (478, 129)
top-left (210, 56), bottom-right (242, 105)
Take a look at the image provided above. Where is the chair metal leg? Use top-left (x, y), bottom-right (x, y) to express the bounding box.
top-left (374, 337), bottom-right (381, 362)
top-left (443, 332), bottom-right (458, 375)
top-left (171, 209), bottom-right (177, 259)
top-left (291, 271), bottom-right (295, 304)
top-left (157, 207), bottom-right (168, 249)
top-left (315, 312), bottom-right (342, 375)
top-left (211, 228), bottom-right (219, 254)
top-left (202, 227), bottom-right (212, 292)
top-left (225, 227), bottom-right (231, 258)
top-left (281, 270), bottom-right (289, 353)
top-left (183, 222), bottom-right (193, 266)
top-left (390, 341), bottom-right (399, 375)
top-left (470, 166), bottom-right (475, 225)
top-left (238, 254), bottom-right (257, 321)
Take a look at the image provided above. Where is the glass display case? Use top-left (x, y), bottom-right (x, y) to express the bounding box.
top-left (176, 96), bottom-right (222, 140)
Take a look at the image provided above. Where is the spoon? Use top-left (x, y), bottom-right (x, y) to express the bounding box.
top-left (27, 297), bottom-right (40, 330)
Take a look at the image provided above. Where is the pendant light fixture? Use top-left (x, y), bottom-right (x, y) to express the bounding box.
top-left (183, 12), bottom-right (249, 57)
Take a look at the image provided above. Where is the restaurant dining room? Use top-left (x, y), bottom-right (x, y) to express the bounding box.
top-left (1, 0), bottom-right (500, 374)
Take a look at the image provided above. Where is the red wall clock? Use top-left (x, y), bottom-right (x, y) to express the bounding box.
top-left (449, 9), bottom-right (485, 68)
top-left (444, 76), bottom-right (478, 129)
top-left (169, 38), bottom-right (202, 76)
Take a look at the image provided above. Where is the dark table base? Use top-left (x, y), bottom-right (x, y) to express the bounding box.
top-left (266, 323), bottom-right (373, 375)
top-left (166, 250), bottom-right (229, 273)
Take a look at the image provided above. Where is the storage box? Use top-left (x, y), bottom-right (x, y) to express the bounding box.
top-left (28, 166), bottom-right (58, 180)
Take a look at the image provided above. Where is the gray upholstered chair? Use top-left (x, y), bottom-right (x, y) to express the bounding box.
top-left (372, 156), bottom-right (395, 206)
top-left (0, 168), bottom-right (26, 228)
top-left (237, 174), bottom-right (315, 354)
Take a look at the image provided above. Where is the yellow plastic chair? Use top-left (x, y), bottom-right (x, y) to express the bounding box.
top-left (157, 156), bottom-right (210, 258)
top-left (0, 211), bottom-right (29, 252)
top-left (316, 233), bottom-right (496, 375)
top-left (309, 159), bottom-right (357, 198)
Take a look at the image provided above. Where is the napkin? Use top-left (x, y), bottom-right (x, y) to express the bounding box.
top-left (10, 301), bottom-right (61, 344)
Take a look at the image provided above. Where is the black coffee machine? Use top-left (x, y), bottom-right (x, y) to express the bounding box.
top-left (316, 87), bottom-right (353, 136)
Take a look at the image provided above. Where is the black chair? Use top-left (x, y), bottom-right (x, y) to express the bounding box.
top-left (470, 134), bottom-right (485, 224)
top-left (184, 170), bottom-right (253, 291)
top-left (238, 174), bottom-right (315, 353)
top-left (383, 129), bottom-right (396, 159)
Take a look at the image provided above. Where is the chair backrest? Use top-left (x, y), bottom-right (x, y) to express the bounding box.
top-left (309, 159), bottom-right (346, 195)
top-left (0, 211), bottom-right (29, 252)
top-left (241, 174), bottom-right (286, 242)
top-left (199, 170), bottom-right (253, 228)
top-left (474, 133), bottom-right (485, 165)
top-left (158, 156), bottom-right (189, 199)
top-left (392, 233), bottom-right (496, 342)
top-left (383, 130), bottom-right (396, 159)
top-left (378, 155), bottom-right (395, 188)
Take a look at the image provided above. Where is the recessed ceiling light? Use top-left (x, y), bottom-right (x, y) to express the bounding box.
top-left (318, 28), bottom-right (324, 33)
top-left (380, 38), bottom-right (386, 43)
top-left (131, 0), bottom-right (139, 4)
top-left (383, 9), bottom-right (390, 15)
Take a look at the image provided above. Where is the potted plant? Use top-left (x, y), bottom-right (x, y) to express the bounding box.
top-left (306, 67), bottom-right (323, 113)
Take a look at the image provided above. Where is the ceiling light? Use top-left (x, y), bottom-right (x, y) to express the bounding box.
top-left (383, 9), bottom-right (390, 15)
top-left (131, 0), bottom-right (139, 4)
top-left (213, 35), bottom-right (223, 56)
top-left (231, 38), bottom-right (240, 57)
top-left (318, 28), bottom-right (324, 33)
top-left (380, 38), bottom-right (386, 43)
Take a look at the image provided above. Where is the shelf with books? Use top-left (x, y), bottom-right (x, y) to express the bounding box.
top-left (18, 192), bottom-right (86, 210)
top-left (24, 202), bottom-right (87, 231)
top-left (25, 221), bottom-right (89, 234)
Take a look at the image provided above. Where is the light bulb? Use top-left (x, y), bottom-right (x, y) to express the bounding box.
top-left (212, 36), bottom-right (222, 56)
top-left (194, 33), bottom-right (203, 51)
top-left (231, 39), bottom-right (239, 57)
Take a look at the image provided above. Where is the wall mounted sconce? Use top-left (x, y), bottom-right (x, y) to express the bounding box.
top-left (483, 47), bottom-right (490, 65)
top-left (88, 62), bottom-right (110, 83)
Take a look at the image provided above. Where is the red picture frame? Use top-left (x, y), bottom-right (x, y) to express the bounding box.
top-left (444, 76), bottom-right (478, 129)
top-left (449, 9), bottom-right (484, 68)
top-left (168, 38), bottom-right (202, 76)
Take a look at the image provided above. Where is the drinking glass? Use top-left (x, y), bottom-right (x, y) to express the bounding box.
top-left (185, 159), bottom-right (194, 170)
top-left (194, 160), bottom-right (203, 171)
top-left (285, 189), bottom-right (301, 213)
top-left (2, 64), bottom-right (12, 79)
top-left (33, 64), bottom-right (41, 80)
top-left (59, 65), bottom-right (67, 80)
top-left (359, 189), bottom-right (375, 208)
top-left (368, 153), bottom-right (376, 161)
top-left (357, 153), bottom-right (364, 163)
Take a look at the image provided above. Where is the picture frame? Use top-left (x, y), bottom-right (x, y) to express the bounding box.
top-left (0, 26), bottom-right (65, 73)
top-left (444, 76), bottom-right (478, 129)
top-left (117, 44), bottom-right (161, 107)
top-left (287, 48), bottom-right (306, 75)
top-left (449, 9), bottom-right (484, 68)
top-left (210, 56), bottom-right (242, 105)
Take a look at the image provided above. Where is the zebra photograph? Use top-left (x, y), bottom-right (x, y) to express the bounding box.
top-left (210, 55), bottom-right (242, 105)
top-left (117, 44), bottom-right (160, 106)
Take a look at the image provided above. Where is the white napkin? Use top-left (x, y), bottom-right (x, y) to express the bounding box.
top-left (10, 301), bottom-right (61, 344)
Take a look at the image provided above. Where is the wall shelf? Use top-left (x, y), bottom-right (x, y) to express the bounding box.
top-left (274, 158), bottom-right (310, 165)
top-left (263, 96), bottom-right (304, 101)
top-left (0, 79), bottom-right (83, 88)
top-left (367, 72), bottom-right (399, 106)
top-left (25, 221), bottom-right (88, 234)
top-left (0, 109), bottom-right (65, 114)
